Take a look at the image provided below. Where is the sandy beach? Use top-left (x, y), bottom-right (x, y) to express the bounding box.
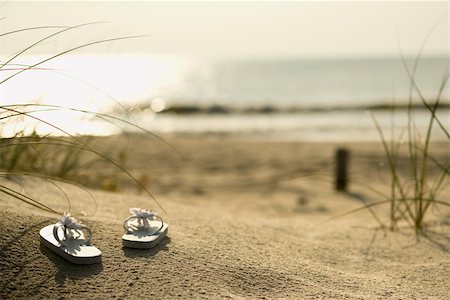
top-left (0, 134), bottom-right (449, 299)
top-left (1, 1), bottom-right (449, 298)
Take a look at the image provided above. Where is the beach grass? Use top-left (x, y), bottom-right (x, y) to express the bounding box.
top-left (0, 23), bottom-right (170, 215)
top-left (360, 52), bottom-right (449, 233)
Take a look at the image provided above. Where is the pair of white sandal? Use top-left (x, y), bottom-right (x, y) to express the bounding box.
top-left (39, 208), bottom-right (168, 265)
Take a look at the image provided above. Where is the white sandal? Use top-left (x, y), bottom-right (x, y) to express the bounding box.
top-left (122, 208), bottom-right (168, 249)
top-left (39, 213), bottom-right (102, 264)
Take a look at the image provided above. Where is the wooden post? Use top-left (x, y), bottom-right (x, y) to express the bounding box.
top-left (335, 148), bottom-right (349, 191)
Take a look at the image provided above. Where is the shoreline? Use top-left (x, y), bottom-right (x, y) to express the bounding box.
top-left (126, 101), bottom-right (450, 115)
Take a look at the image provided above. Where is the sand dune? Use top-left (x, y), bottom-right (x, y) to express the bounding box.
top-left (1, 136), bottom-right (449, 299)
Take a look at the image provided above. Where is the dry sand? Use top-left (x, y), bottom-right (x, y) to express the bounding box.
top-left (1, 135), bottom-right (449, 299)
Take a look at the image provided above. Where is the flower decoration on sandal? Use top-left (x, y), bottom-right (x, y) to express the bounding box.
top-left (40, 213), bottom-right (101, 264)
top-left (123, 207), bottom-right (164, 235)
top-left (53, 212), bottom-right (92, 246)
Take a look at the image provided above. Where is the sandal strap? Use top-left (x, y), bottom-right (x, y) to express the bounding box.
top-left (53, 223), bottom-right (92, 246)
top-left (123, 214), bottom-right (164, 235)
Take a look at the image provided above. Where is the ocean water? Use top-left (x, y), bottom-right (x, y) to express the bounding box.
top-left (1, 55), bottom-right (448, 141)
top-left (154, 56), bottom-right (448, 109)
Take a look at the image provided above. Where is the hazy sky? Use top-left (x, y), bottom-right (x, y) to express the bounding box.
top-left (0, 1), bottom-right (448, 58)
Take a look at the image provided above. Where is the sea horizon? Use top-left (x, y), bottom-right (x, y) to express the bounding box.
top-left (1, 54), bottom-right (448, 141)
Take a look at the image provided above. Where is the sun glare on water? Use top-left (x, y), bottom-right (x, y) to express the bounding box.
top-left (0, 54), bottom-right (189, 136)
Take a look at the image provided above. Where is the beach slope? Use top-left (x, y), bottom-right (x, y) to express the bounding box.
top-left (1, 137), bottom-right (449, 299)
